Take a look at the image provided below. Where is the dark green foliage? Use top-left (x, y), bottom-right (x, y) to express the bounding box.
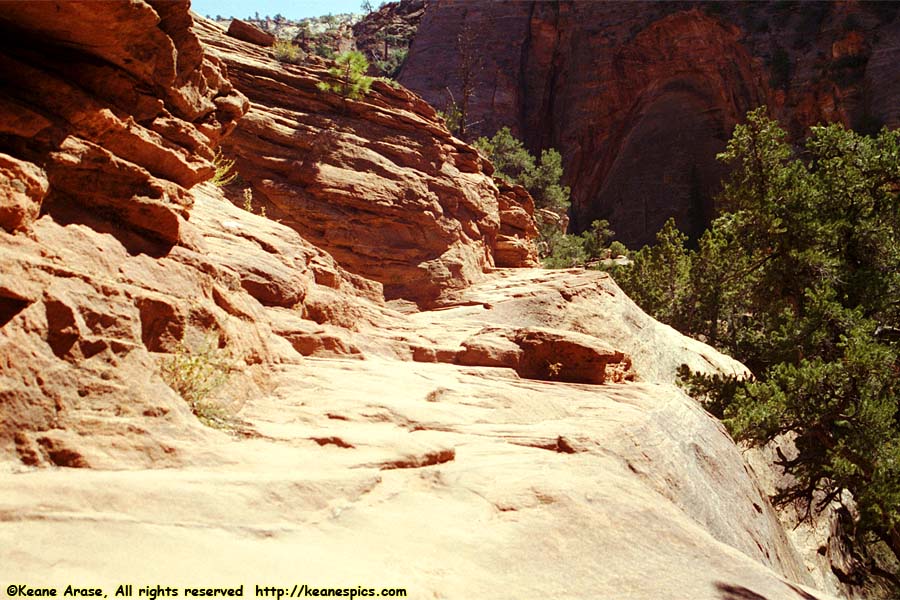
top-left (677, 364), bottom-right (743, 420)
top-left (617, 107), bottom-right (900, 574)
top-left (521, 148), bottom-right (571, 216)
top-left (317, 51), bottom-right (373, 100)
top-left (540, 228), bottom-right (589, 268)
top-left (474, 128), bottom-right (572, 216)
top-left (314, 41), bottom-right (335, 60)
top-left (612, 218), bottom-right (692, 329)
top-left (371, 28), bottom-right (412, 79)
top-left (580, 219), bottom-right (615, 260)
top-left (541, 219), bottom-right (615, 269)
top-left (437, 101), bottom-right (463, 137)
top-left (474, 128), bottom-right (624, 267)
top-left (474, 127), bottom-right (535, 184)
top-left (374, 47), bottom-right (407, 78)
top-left (608, 240), bottom-right (628, 258)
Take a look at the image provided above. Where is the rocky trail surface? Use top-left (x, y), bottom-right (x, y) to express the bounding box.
top-left (0, 268), bottom-right (832, 599)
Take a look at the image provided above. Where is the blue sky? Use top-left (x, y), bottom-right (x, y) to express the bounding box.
top-left (190, 0), bottom-right (365, 20)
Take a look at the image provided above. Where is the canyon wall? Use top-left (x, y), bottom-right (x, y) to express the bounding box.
top-left (400, 0), bottom-right (900, 247)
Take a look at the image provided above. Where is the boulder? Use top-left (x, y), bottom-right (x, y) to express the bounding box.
top-left (456, 326), bottom-right (632, 384)
top-left (226, 19), bottom-right (275, 47)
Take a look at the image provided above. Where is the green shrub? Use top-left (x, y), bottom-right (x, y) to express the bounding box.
top-left (475, 127), bottom-right (628, 267)
top-left (612, 218), bottom-right (692, 328)
top-left (475, 128), bottom-right (571, 214)
top-left (608, 240), bottom-right (628, 258)
top-left (211, 149), bottom-right (237, 187)
top-left (272, 39), bottom-right (304, 64)
top-left (317, 50), bottom-right (373, 100)
top-left (314, 43), bottom-right (336, 60)
top-left (540, 228), bottom-right (588, 268)
top-left (474, 127), bottom-right (535, 183)
top-left (160, 338), bottom-right (243, 431)
top-left (377, 76), bottom-right (402, 90)
top-left (374, 48), bottom-right (408, 79)
top-left (437, 101), bottom-right (463, 136)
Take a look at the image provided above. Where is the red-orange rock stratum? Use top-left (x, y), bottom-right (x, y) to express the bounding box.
top-left (197, 19), bottom-right (536, 303)
top-left (0, 0), bottom-right (248, 242)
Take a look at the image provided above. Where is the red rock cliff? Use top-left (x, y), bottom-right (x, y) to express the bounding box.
top-left (197, 18), bottom-right (540, 304)
top-left (400, 0), bottom-right (900, 247)
top-left (0, 0), bottom-right (246, 242)
top-left (0, 0), bottom-right (542, 465)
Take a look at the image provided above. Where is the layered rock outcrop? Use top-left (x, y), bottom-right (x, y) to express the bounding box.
top-left (495, 181), bottom-right (540, 267)
top-left (226, 19), bottom-right (275, 47)
top-left (197, 19), bottom-right (516, 304)
top-left (0, 1), bottom-right (384, 467)
top-left (0, 182), bottom-right (384, 467)
top-left (0, 0), bottom-right (246, 243)
top-left (400, 1), bottom-right (900, 247)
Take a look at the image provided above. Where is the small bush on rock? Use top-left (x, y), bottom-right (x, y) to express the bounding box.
top-left (160, 338), bottom-right (244, 432)
top-left (211, 150), bottom-right (237, 187)
top-left (475, 128), bottom-right (625, 267)
top-left (272, 39), bottom-right (304, 64)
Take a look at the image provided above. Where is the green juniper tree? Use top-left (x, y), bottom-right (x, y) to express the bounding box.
top-left (474, 127), bottom-right (628, 267)
top-left (617, 107), bottom-right (900, 579)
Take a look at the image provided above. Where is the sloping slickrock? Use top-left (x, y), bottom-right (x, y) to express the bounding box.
top-left (0, 4), bottom-right (847, 599)
top-left (406, 267), bottom-right (747, 383)
top-left (0, 357), bottom-right (833, 600)
top-left (195, 18), bottom-right (511, 304)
